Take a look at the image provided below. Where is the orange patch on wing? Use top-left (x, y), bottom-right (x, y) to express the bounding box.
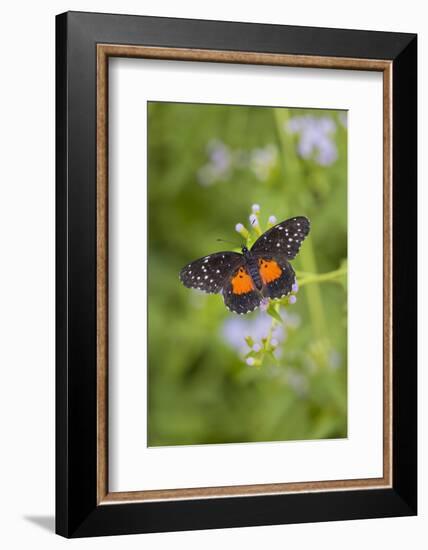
top-left (231, 267), bottom-right (255, 295)
top-left (259, 259), bottom-right (282, 284)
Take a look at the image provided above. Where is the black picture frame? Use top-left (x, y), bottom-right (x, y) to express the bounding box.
top-left (56, 10), bottom-right (417, 538)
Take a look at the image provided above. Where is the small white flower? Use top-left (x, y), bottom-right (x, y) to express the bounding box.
top-left (249, 214), bottom-right (259, 227)
top-left (268, 215), bottom-right (277, 225)
top-left (253, 343), bottom-right (261, 352)
top-left (289, 295), bottom-right (297, 305)
top-left (260, 298), bottom-right (270, 311)
top-left (235, 223), bottom-right (244, 233)
top-left (251, 204), bottom-right (261, 213)
top-left (249, 144), bottom-right (278, 181)
top-left (246, 357), bottom-right (255, 366)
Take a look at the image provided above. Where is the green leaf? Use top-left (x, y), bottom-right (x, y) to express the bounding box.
top-left (245, 336), bottom-right (254, 348)
top-left (267, 304), bottom-right (283, 323)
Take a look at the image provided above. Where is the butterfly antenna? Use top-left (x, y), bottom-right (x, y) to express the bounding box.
top-left (216, 238), bottom-right (243, 248)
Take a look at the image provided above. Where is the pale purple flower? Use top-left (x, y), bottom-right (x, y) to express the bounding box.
top-left (287, 117), bottom-right (303, 133)
top-left (235, 222), bottom-right (250, 239)
top-left (268, 215), bottom-right (277, 225)
top-left (207, 139), bottom-right (232, 174)
top-left (198, 141), bottom-right (279, 185)
top-left (197, 139), bottom-right (232, 185)
top-left (246, 357), bottom-right (255, 366)
top-left (292, 282), bottom-right (299, 293)
top-left (221, 312), bottom-right (285, 353)
top-left (260, 298), bottom-right (270, 311)
top-left (249, 144), bottom-right (278, 181)
top-left (289, 295), bottom-right (297, 305)
top-left (286, 116), bottom-right (338, 166)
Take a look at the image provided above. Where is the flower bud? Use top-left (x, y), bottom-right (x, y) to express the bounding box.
top-left (235, 223), bottom-right (249, 239)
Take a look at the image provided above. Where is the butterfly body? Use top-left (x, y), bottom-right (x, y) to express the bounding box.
top-left (180, 216), bottom-right (310, 314)
top-left (241, 247), bottom-right (263, 290)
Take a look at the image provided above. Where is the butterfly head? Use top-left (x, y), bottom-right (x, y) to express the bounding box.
top-left (241, 245), bottom-right (251, 258)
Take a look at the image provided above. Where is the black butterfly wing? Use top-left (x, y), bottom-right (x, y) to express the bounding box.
top-left (222, 265), bottom-right (263, 314)
top-left (251, 216), bottom-right (310, 260)
top-left (223, 284), bottom-right (262, 314)
top-left (260, 255), bottom-right (296, 300)
top-left (179, 251), bottom-right (243, 294)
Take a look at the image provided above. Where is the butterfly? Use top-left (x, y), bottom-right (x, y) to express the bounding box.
top-left (179, 216), bottom-right (310, 314)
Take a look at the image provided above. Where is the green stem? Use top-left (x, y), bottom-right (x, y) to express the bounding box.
top-left (297, 267), bottom-right (347, 287)
top-left (273, 109), bottom-right (300, 187)
top-left (299, 241), bottom-right (327, 340)
top-left (273, 109), bottom-right (327, 341)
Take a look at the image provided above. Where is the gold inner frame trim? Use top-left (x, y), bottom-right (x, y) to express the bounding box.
top-left (96, 44), bottom-right (393, 505)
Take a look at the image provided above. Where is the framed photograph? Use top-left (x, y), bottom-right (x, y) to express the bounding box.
top-left (56, 11), bottom-right (417, 537)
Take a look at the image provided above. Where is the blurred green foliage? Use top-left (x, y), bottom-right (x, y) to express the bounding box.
top-left (148, 102), bottom-right (348, 446)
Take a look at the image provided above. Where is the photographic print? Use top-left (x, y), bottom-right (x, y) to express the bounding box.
top-left (57, 13), bottom-right (417, 536)
top-left (147, 101), bottom-right (348, 447)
